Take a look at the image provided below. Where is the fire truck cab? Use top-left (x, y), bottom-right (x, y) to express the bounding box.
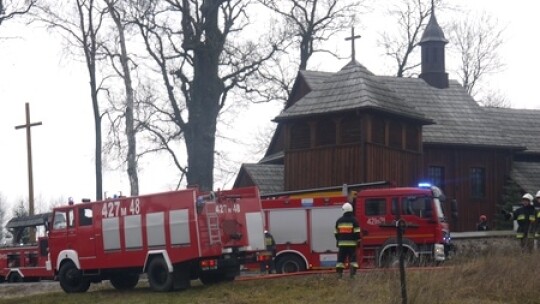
top-left (260, 183), bottom-right (449, 272)
top-left (48, 187), bottom-right (265, 293)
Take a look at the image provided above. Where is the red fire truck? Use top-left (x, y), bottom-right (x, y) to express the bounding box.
top-left (47, 186), bottom-right (265, 293)
top-left (0, 213), bottom-right (54, 283)
top-left (260, 183), bottom-right (450, 273)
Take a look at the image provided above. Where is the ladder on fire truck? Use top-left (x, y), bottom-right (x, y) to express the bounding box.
top-left (205, 201), bottom-right (222, 245)
top-left (260, 181), bottom-right (391, 198)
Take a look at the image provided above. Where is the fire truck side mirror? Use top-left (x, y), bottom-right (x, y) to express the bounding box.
top-left (451, 199), bottom-right (458, 221)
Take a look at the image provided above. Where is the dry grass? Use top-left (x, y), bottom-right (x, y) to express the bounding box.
top-left (2, 247), bottom-right (540, 304)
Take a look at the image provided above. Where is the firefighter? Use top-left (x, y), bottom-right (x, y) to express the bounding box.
top-left (334, 202), bottom-right (361, 278)
top-left (534, 191), bottom-right (540, 248)
top-left (476, 215), bottom-right (489, 231)
top-left (260, 230), bottom-right (276, 274)
top-left (511, 193), bottom-right (536, 253)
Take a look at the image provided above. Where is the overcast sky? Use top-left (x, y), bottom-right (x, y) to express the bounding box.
top-left (0, 0), bottom-right (539, 213)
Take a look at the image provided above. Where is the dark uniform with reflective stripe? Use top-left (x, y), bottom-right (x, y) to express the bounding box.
top-left (334, 211), bottom-right (361, 276)
top-left (513, 204), bottom-right (536, 252)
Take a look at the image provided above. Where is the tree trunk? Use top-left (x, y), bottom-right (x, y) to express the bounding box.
top-left (91, 82), bottom-right (103, 200)
top-left (183, 1), bottom-right (223, 191)
top-left (107, 1), bottom-right (139, 196)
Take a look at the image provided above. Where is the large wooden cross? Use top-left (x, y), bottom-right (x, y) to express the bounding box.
top-left (345, 27), bottom-right (362, 62)
top-left (14, 102), bottom-right (42, 242)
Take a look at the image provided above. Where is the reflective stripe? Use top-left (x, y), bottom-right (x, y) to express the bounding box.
top-left (350, 262), bottom-right (359, 268)
top-left (338, 240), bottom-right (357, 246)
top-left (516, 233), bottom-right (525, 239)
top-left (337, 223), bottom-right (354, 233)
top-left (517, 215), bottom-right (525, 221)
top-left (353, 227), bottom-right (361, 233)
top-left (336, 262), bottom-right (345, 269)
top-left (530, 215), bottom-right (536, 222)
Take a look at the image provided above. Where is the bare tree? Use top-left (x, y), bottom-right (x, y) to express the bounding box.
top-left (259, 0), bottom-right (361, 71)
top-left (103, 0), bottom-right (139, 195)
top-left (36, 0), bottom-right (107, 200)
top-left (0, 0), bottom-right (36, 27)
top-left (132, 0), bottom-right (281, 190)
top-left (380, 0), bottom-right (442, 77)
top-left (448, 13), bottom-right (505, 97)
top-left (478, 88), bottom-right (511, 108)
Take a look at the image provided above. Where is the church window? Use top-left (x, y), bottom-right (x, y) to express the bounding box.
top-left (470, 167), bottom-right (486, 198)
top-left (289, 122), bottom-right (310, 150)
top-left (341, 116), bottom-right (361, 144)
top-left (372, 119), bottom-right (385, 144)
top-left (406, 125), bottom-right (419, 151)
top-left (316, 119), bottom-right (336, 146)
top-left (389, 120), bottom-right (402, 149)
top-left (428, 166), bottom-right (445, 190)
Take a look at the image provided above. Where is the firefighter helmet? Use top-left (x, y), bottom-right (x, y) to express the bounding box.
top-left (536, 191), bottom-right (540, 198)
top-left (342, 202), bottom-right (353, 213)
top-left (522, 193), bottom-right (534, 203)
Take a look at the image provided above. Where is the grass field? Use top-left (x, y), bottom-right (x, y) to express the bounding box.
top-left (2, 248), bottom-right (540, 304)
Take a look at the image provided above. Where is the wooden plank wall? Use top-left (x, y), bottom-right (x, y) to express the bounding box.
top-left (285, 144), bottom-right (364, 190)
top-left (284, 143), bottom-right (422, 192)
top-left (423, 146), bottom-right (513, 232)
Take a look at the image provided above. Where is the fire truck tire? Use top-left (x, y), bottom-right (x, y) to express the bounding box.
top-left (380, 250), bottom-right (416, 268)
top-left (147, 257), bottom-right (174, 292)
top-left (8, 272), bottom-right (23, 283)
top-left (275, 254), bottom-right (306, 274)
top-left (110, 272), bottom-right (139, 290)
top-left (58, 262), bottom-right (91, 293)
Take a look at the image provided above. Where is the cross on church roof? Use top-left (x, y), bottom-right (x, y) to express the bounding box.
top-left (345, 27), bottom-right (361, 62)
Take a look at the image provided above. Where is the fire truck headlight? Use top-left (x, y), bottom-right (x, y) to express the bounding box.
top-left (434, 244), bottom-right (445, 261)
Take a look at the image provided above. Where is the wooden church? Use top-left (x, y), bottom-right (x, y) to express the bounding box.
top-left (234, 9), bottom-right (540, 231)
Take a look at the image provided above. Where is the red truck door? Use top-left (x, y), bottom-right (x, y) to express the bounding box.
top-left (74, 205), bottom-right (96, 260)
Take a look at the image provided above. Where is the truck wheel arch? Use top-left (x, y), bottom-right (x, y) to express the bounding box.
top-left (275, 250), bottom-right (308, 273)
top-left (7, 270), bottom-right (24, 283)
top-left (56, 250), bottom-right (80, 271)
top-left (377, 238), bottom-right (419, 267)
top-left (143, 250), bottom-right (173, 273)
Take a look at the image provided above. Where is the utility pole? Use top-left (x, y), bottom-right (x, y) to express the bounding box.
top-left (14, 102), bottom-right (42, 243)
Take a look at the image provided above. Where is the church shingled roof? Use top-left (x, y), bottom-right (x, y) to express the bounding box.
top-left (275, 61), bottom-right (431, 123)
top-left (512, 161), bottom-right (540, 195)
top-left (238, 164), bottom-right (284, 195)
top-left (482, 107), bottom-right (540, 154)
top-left (380, 76), bottom-right (524, 149)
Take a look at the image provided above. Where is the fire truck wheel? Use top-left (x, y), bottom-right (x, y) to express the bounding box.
top-left (8, 272), bottom-right (23, 283)
top-left (380, 248), bottom-right (416, 268)
top-left (58, 262), bottom-right (91, 293)
top-left (110, 272), bottom-right (139, 290)
top-left (147, 257), bottom-right (174, 292)
top-left (275, 254), bottom-right (306, 274)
